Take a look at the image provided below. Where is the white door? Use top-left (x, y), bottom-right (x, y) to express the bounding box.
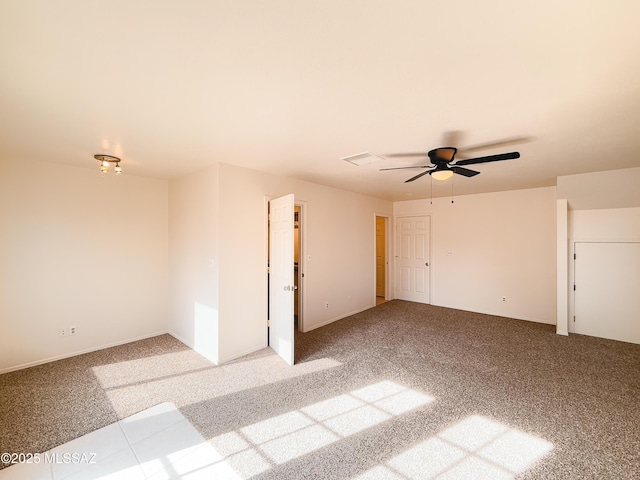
top-left (574, 242), bottom-right (640, 344)
top-left (269, 194), bottom-right (295, 365)
top-left (395, 216), bottom-right (430, 303)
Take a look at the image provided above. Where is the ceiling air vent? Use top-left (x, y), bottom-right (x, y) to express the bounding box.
top-left (341, 152), bottom-right (385, 166)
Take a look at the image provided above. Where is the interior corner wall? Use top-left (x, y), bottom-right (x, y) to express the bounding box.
top-left (557, 167), bottom-right (640, 210)
top-left (216, 163), bottom-right (393, 363)
top-left (168, 164), bottom-right (219, 364)
top-left (0, 160), bottom-right (169, 373)
top-left (394, 187), bottom-right (557, 324)
top-left (568, 207), bottom-right (640, 239)
top-left (558, 168), bottom-right (640, 335)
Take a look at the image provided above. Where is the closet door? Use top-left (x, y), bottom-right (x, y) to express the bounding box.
top-left (395, 216), bottom-right (430, 304)
top-left (574, 241), bottom-right (640, 344)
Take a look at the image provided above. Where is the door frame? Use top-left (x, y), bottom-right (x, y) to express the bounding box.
top-left (295, 201), bottom-right (307, 332)
top-left (374, 213), bottom-right (391, 303)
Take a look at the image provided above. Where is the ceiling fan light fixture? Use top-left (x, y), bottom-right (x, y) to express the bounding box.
top-left (431, 169), bottom-right (454, 181)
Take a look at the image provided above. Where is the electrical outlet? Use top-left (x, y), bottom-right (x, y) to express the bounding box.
top-left (325, 302), bottom-right (329, 309)
top-left (59, 327), bottom-right (66, 337)
top-left (502, 296), bottom-right (507, 302)
top-left (69, 325), bottom-right (77, 335)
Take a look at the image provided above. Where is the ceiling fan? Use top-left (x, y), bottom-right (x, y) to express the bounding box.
top-left (381, 130), bottom-right (531, 183)
top-left (380, 147), bottom-right (520, 182)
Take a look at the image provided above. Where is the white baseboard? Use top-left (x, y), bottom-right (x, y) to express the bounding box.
top-left (166, 330), bottom-right (194, 350)
top-left (167, 330), bottom-right (220, 365)
top-left (429, 301), bottom-right (556, 326)
top-left (0, 331), bottom-right (169, 375)
top-left (302, 304), bottom-right (375, 333)
top-left (217, 343), bottom-right (266, 365)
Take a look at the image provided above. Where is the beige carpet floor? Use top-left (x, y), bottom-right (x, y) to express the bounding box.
top-left (1, 301), bottom-right (639, 479)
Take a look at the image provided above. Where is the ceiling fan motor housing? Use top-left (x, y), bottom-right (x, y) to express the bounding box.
top-left (429, 147), bottom-right (457, 164)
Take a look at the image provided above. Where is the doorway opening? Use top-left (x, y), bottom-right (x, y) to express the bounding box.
top-left (293, 205), bottom-right (303, 330)
top-left (375, 215), bottom-right (388, 305)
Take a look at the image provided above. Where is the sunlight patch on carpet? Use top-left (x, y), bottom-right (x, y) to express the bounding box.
top-left (91, 351), bottom-right (342, 417)
top-left (209, 380), bottom-right (434, 477)
top-left (353, 415), bottom-right (553, 480)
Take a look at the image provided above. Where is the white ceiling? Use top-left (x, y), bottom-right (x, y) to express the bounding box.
top-left (2, 1), bottom-right (640, 201)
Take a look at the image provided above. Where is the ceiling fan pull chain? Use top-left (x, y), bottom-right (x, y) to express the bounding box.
top-left (430, 176), bottom-right (433, 204)
top-left (451, 177), bottom-right (454, 204)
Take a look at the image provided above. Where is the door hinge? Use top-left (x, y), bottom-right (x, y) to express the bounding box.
top-left (573, 315), bottom-right (576, 323)
top-left (573, 284), bottom-right (576, 291)
top-left (574, 253), bottom-right (576, 260)
top-left (267, 319), bottom-right (271, 327)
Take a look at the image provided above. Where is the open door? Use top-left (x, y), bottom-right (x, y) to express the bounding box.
top-left (269, 194), bottom-right (295, 365)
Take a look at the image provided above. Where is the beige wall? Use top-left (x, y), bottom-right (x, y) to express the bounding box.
top-left (557, 166), bottom-right (640, 210)
top-left (215, 163), bottom-right (393, 362)
top-left (1, 158), bottom-right (392, 371)
top-left (166, 162), bottom-right (393, 364)
top-left (569, 207), bottom-right (640, 239)
top-left (14, 159), bottom-right (638, 370)
top-left (168, 164), bottom-right (220, 363)
top-left (394, 187), bottom-right (557, 324)
top-left (556, 168), bottom-right (640, 335)
top-left (0, 160), bottom-right (169, 373)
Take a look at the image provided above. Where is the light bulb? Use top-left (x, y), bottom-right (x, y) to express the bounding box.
top-left (102, 160), bottom-right (109, 167)
top-left (431, 170), bottom-right (454, 181)
top-left (115, 163), bottom-right (122, 174)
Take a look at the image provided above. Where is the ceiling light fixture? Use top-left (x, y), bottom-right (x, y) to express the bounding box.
top-left (430, 169), bottom-right (454, 181)
top-left (94, 154), bottom-right (122, 175)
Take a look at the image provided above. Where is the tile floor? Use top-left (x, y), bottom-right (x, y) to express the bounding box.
top-left (0, 403), bottom-right (237, 480)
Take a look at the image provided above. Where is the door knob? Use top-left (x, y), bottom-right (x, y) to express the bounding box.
top-left (425, 262), bottom-right (429, 266)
